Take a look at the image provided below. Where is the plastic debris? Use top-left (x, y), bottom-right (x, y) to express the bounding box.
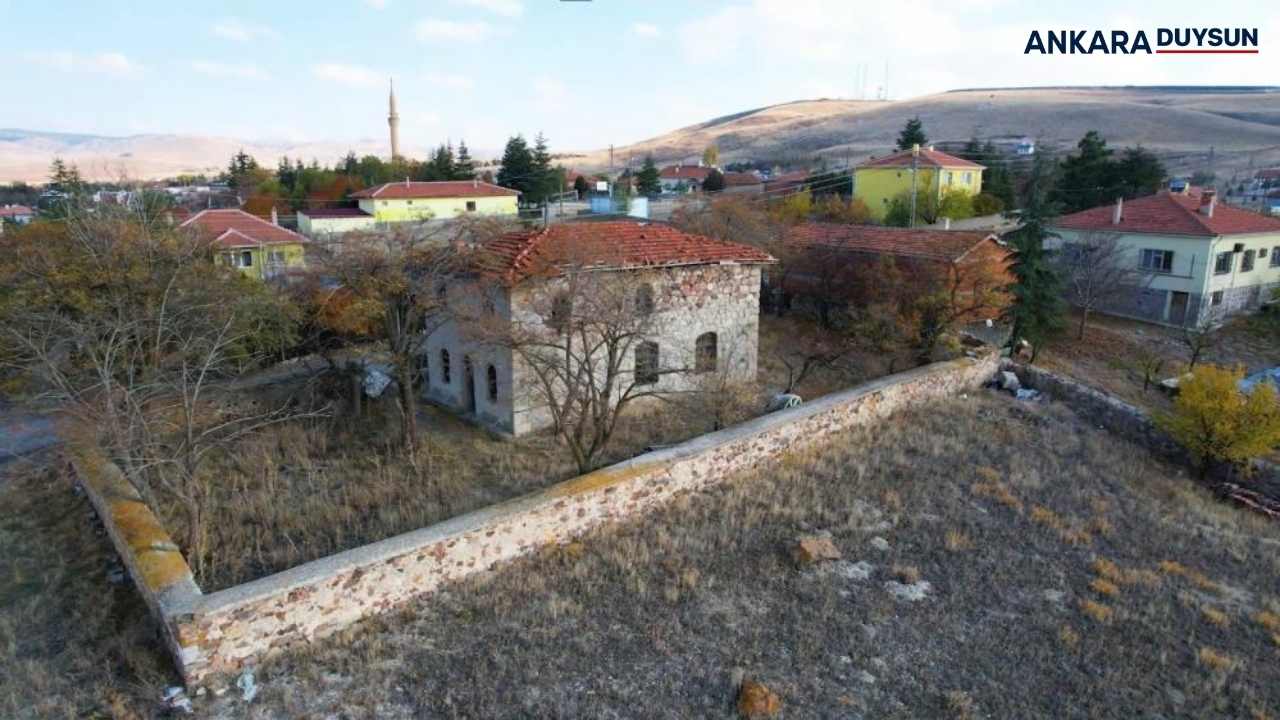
top-left (237, 668), bottom-right (259, 703)
top-left (361, 364), bottom-right (393, 398)
top-left (1015, 388), bottom-right (1041, 401)
top-left (765, 393), bottom-right (802, 413)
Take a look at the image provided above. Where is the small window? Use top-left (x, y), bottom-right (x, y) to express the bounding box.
top-left (466, 200), bottom-right (477, 212)
top-left (964, 172), bottom-right (973, 183)
top-left (1139, 249), bottom-right (1173, 274)
top-left (945, 171), bottom-right (953, 185)
top-left (695, 332), bottom-right (717, 373)
top-left (1271, 247), bottom-right (1280, 267)
top-left (635, 341), bottom-right (659, 385)
top-left (407, 200), bottom-right (414, 205)
top-left (487, 364), bottom-right (498, 402)
top-left (635, 283), bottom-right (655, 316)
top-left (380, 200), bottom-right (388, 206)
top-left (1260, 247), bottom-right (1269, 258)
top-left (1214, 251), bottom-right (1233, 275)
top-left (549, 293), bottom-right (572, 332)
top-left (240, 250), bottom-right (253, 267)
top-left (440, 349), bottom-right (451, 384)
top-left (1241, 249), bottom-right (1256, 272)
top-left (436, 283), bottom-right (448, 306)
top-left (1211, 290), bottom-right (1224, 306)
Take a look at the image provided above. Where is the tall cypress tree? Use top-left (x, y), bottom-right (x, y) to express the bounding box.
top-left (1003, 151), bottom-right (1064, 359)
top-left (454, 140), bottom-right (475, 180)
top-left (530, 132), bottom-right (553, 205)
top-left (497, 134), bottom-right (534, 202)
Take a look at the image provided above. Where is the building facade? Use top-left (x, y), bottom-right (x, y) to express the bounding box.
top-left (351, 180), bottom-right (519, 223)
top-left (658, 165), bottom-right (712, 194)
top-left (420, 221), bottom-right (774, 436)
top-left (854, 146), bottom-right (984, 222)
top-left (1049, 189), bottom-right (1280, 327)
top-left (180, 209), bottom-right (308, 281)
top-left (297, 207), bottom-right (377, 237)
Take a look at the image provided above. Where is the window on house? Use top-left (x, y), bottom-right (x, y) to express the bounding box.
top-left (466, 201), bottom-right (477, 212)
top-left (268, 250), bottom-right (285, 264)
top-left (407, 200), bottom-right (413, 205)
top-left (1214, 251), bottom-right (1233, 275)
top-left (635, 283), bottom-right (655, 316)
top-left (1271, 247), bottom-right (1280, 267)
top-left (1212, 291), bottom-right (1224, 306)
top-left (1241, 249), bottom-right (1256, 272)
top-left (1139, 249), bottom-right (1173, 273)
top-left (635, 341), bottom-right (659, 385)
top-left (695, 332), bottom-right (718, 373)
top-left (945, 171), bottom-right (953, 185)
top-left (487, 364), bottom-right (498, 402)
top-left (440, 349), bottom-right (451, 384)
top-left (964, 172), bottom-right (973, 183)
top-left (549, 293), bottom-right (572, 332)
top-left (240, 250), bottom-right (253, 267)
top-left (436, 283), bottom-right (448, 306)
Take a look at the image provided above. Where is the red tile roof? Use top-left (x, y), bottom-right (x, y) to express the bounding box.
top-left (351, 180), bottom-right (519, 199)
top-left (659, 166), bottom-right (712, 181)
top-left (858, 148), bottom-right (984, 170)
top-left (1054, 192), bottom-right (1280, 237)
top-left (180, 209), bottom-right (307, 247)
top-left (784, 223), bottom-right (1001, 263)
top-left (299, 207), bottom-right (373, 218)
top-left (723, 171), bottom-right (763, 187)
top-left (0, 204), bottom-right (34, 218)
top-left (477, 221), bottom-right (775, 284)
top-left (763, 170), bottom-right (809, 193)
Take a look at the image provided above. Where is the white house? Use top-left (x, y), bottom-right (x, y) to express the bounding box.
top-left (1049, 188), bottom-right (1280, 327)
top-left (420, 221), bottom-right (775, 436)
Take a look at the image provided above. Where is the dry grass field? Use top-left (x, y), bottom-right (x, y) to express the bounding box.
top-left (5, 391), bottom-right (1279, 718)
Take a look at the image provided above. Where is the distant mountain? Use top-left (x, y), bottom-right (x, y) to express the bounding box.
top-left (568, 86), bottom-right (1280, 179)
top-left (0, 130), bottom-right (478, 184)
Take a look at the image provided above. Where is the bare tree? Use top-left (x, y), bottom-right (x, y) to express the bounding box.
top-left (1056, 231), bottom-right (1153, 339)
top-left (1180, 317), bottom-right (1221, 370)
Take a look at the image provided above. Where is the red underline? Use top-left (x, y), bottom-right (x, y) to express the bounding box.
top-left (1155, 49), bottom-right (1259, 54)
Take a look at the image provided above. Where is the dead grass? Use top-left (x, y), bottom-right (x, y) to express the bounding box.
top-left (1197, 646), bottom-right (1237, 673)
top-left (7, 393), bottom-right (1280, 717)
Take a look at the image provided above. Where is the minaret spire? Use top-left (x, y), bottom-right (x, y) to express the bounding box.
top-left (388, 78), bottom-right (401, 161)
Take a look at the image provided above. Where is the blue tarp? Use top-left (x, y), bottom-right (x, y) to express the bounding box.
top-left (1239, 367), bottom-right (1280, 394)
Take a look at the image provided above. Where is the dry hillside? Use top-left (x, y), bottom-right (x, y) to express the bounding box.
top-left (571, 86), bottom-right (1280, 178)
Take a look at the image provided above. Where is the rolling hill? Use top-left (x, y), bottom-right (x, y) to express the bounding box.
top-left (569, 86), bottom-right (1280, 179)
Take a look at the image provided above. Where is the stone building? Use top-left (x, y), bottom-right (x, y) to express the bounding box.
top-left (1049, 187), bottom-right (1280, 327)
top-left (421, 221), bottom-right (775, 436)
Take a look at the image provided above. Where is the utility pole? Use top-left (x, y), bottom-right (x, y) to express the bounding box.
top-left (909, 143), bottom-right (920, 227)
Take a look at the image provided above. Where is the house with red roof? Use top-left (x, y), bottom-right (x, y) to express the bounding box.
top-left (1049, 188), bottom-right (1280, 327)
top-left (421, 220), bottom-right (775, 435)
top-left (779, 223), bottom-right (1013, 325)
top-left (722, 171), bottom-right (764, 195)
top-left (180, 208), bottom-right (309, 281)
top-left (0, 204), bottom-right (35, 234)
top-left (854, 146), bottom-right (985, 222)
top-left (658, 165), bottom-right (713, 194)
top-left (350, 179), bottom-right (519, 224)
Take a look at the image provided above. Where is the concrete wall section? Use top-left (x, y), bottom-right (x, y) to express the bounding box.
top-left (167, 349), bottom-right (998, 686)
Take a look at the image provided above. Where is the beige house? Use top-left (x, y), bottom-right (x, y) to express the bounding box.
top-left (1049, 188), bottom-right (1280, 327)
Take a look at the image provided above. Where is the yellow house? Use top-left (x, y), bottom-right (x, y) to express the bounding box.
top-left (854, 146), bottom-right (984, 222)
top-left (180, 208), bottom-right (308, 281)
top-left (351, 180), bottom-right (520, 223)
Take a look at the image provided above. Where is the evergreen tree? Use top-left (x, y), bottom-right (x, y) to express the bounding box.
top-left (702, 168), bottom-right (725, 193)
top-left (573, 174), bottom-right (590, 199)
top-left (1116, 146), bottom-right (1166, 198)
top-left (1051, 130), bottom-right (1117, 213)
top-left (636, 156), bottom-right (662, 196)
top-left (980, 140), bottom-right (1016, 209)
top-left (1003, 152), bottom-right (1064, 359)
top-left (497, 134), bottom-right (535, 202)
top-left (341, 151), bottom-right (359, 177)
top-left (530, 132), bottom-right (554, 205)
top-left (895, 116), bottom-right (928, 151)
top-left (454, 140), bottom-right (475, 180)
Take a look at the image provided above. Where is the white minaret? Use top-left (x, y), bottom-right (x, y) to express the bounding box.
top-left (388, 78), bottom-right (401, 160)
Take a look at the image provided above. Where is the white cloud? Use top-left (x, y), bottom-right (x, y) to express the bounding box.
top-left (632, 22), bottom-right (661, 38)
top-left (450, 0), bottom-right (523, 18)
top-left (424, 71), bottom-right (475, 91)
top-left (24, 50), bottom-right (141, 75)
top-left (192, 61), bottom-right (269, 80)
top-left (312, 63), bottom-right (384, 88)
top-left (211, 18), bottom-right (278, 43)
top-left (365, 0), bottom-right (389, 7)
top-left (415, 18), bottom-right (493, 42)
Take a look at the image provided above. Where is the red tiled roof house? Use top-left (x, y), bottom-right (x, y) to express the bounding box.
top-left (180, 209), bottom-right (309, 281)
top-left (658, 165), bottom-right (713, 194)
top-left (1049, 189), bottom-right (1280, 327)
top-left (421, 221), bottom-right (775, 435)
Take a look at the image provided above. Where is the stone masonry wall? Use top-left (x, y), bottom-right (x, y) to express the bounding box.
top-left (84, 350), bottom-right (999, 688)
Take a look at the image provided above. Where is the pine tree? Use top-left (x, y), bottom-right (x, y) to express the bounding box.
top-left (1052, 130), bottom-right (1117, 213)
top-left (895, 116), bottom-right (928, 151)
top-left (636, 156), bottom-right (662, 196)
top-left (1003, 152), bottom-right (1064, 359)
top-left (980, 140), bottom-right (1016, 209)
top-left (454, 140), bottom-right (475, 180)
top-left (530, 132), bottom-right (553, 205)
top-left (497, 135), bottom-right (535, 202)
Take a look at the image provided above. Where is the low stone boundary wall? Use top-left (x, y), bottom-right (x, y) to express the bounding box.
top-left (80, 351), bottom-right (999, 687)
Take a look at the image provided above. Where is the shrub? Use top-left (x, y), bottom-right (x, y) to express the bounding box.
top-left (937, 189), bottom-right (975, 221)
top-left (1156, 364), bottom-right (1280, 479)
top-left (972, 192), bottom-right (1005, 216)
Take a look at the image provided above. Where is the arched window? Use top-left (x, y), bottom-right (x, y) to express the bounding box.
top-left (487, 364), bottom-right (498, 402)
top-left (695, 332), bottom-right (717, 373)
top-left (635, 283), bottom-right (655, 316)
top-left (635, 341), bottom-right (659, 385)
top-left (440, 348), bottom-right (451, 384)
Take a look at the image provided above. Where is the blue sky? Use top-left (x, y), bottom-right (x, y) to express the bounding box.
top-left (2, 0), bottom-right (1276, 154)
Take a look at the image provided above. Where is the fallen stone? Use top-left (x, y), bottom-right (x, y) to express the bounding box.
top-left (857, 670), bottom-right (877, 685)
top-left (1015, 388), bottom-right (1041, 402)
top-left (824, 560), bottom-right (874, 582)
top-left (999, 370), bottom-right (1021, 392)
top-left (884, 580), bottom-right (932, 602)
top-left (869, 536), bottom-right (890, 552)
top-left (1043, 589), bottom-right (1066, 604)
top-left (737, 679), bottom-right (782, 717)
top-left (792, 536), bottom-right (842, 566)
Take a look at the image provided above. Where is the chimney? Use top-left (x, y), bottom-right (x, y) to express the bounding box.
top-left (270, 206), bottom-right (278, 226)
top-left (473, 178), bottom-right (478, 188)
top-left (1200, 190), bottom-right (1216, 217)
top-left (405, 177), bottom-right (410, 188)
top-left (927, 145), bottom-right (935, 152)
top-left (1112, 197), bottom-right (1123, 225)
top-left (912, 143), bottom-right (920, 157)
